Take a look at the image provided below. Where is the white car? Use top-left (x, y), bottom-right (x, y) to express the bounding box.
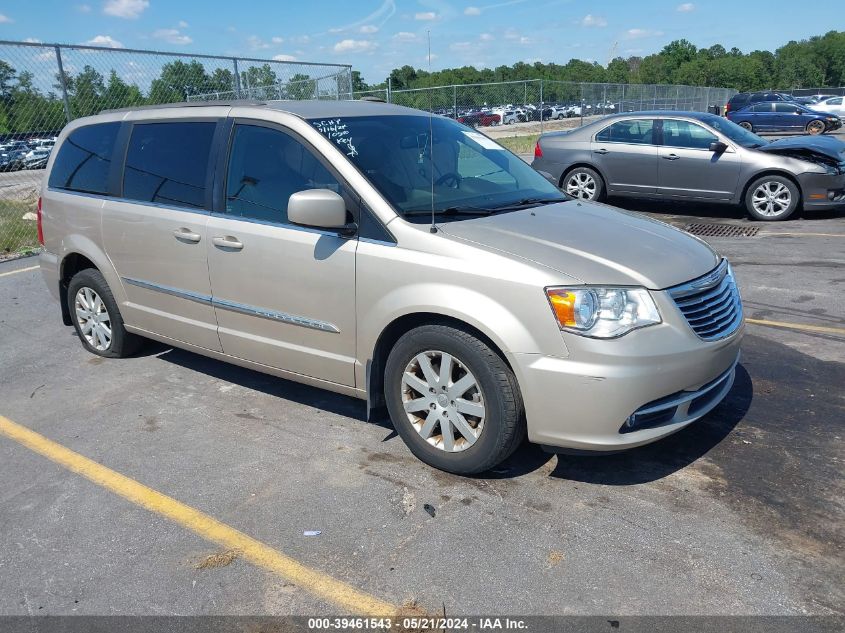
top-left (811, 96), bottom-right (845, 117)
top-left (492, 108), bottom-right (519, 125)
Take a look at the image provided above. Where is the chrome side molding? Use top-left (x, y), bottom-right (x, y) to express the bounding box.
top-left (121, 277), bottom-right (340, 334)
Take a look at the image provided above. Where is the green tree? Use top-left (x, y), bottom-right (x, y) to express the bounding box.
top-left (149, 60), bottom-right (213, 103)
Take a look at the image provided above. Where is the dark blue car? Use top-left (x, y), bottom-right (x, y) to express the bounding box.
top-left (727, 101), bottom-right (841, 135)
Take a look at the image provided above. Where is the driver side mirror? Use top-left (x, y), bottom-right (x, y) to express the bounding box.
top-left (709, 141), bottom-right (728, 153)
top-left (288, 189), bottom-right (356, 236)
top-left (794, 108), bottom-right (803, 114)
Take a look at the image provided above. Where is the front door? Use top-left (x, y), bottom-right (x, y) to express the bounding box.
top-left (101, 119), bottom-right (222, 351)
top-left (591, 118), bottom-right (658, 195)
top-left (206, 122), bottom-right (357, 386)
top-left (656, 119), bottom-right (741, 200)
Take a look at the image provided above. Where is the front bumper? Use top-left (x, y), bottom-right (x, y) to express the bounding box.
top-left (798, 170), bottom-right (845, 209)
top-left (509, 289), bottom-right (744, 451)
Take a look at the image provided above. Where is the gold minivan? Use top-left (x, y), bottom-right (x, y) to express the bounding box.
top-left (39, 100), bottom-right (743, 474)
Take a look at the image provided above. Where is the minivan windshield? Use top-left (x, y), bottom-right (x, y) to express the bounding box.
top-left (309, 114), bottom-right (566, 221)
top-left (700, 114), bottom-right (768, 148)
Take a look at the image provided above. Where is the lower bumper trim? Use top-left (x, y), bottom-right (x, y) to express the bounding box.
top-left (621, 356), bottom-right (738, 434)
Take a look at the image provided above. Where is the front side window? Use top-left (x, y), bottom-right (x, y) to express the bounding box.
top-left (123, 121), bottom-right (216, 209)
top-left (308, 115), bottom-right (565, 221)
top-left (702, 114), bottom-right (767, 148)
top-left (595, 119), bottom-right (654, 145)
top-left (48, 122), bottom-right (120, 195)
top-left (827, 98), bottom-right (843, 106)
top-left (225, 124), bottom-right (342, 225)
top-left (661, 120), bottom-right (718, 149)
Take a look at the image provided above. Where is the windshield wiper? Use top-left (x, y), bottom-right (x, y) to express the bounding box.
top-left (403, 206), bottom-right (494, 217)
top-left (487, 197), bottom-right (565, 211)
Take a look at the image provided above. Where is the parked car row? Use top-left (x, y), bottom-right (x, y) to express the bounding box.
top-left (443, 101), bottom-right (619, 127)
top-left (0, 136), bottom-right (57, 171)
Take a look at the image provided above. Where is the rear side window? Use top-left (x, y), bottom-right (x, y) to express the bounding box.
top-left (595, 119), bottom-right (654, 144)
top-left (48, 122), bottom-right (120, 195)
top-left (774, 103), bottom-right (800, 113)
top-left (749, 103), bottom-right (771, 112)
top-left (123, 121), bottom-right (216, 209)
top-left (828, 98), bottom-right (843, 106)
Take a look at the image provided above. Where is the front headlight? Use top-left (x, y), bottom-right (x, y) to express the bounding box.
top-left (545, 287), bottom-right (661, 338)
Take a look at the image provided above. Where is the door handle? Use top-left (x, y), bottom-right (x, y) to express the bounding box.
top-left (662, 154), bottom-right (681, 160)
top-left (173, 228), bottom-right (201, 243)
top-left (212, 236), bottom-right (244, 250)
top-left (593, 148), bottom-right (609, 155)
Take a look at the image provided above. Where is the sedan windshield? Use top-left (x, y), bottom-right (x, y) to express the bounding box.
top-left (701, 114), bottom-right (768, 148)
top-left (309, 114), bottom-right (566, 221)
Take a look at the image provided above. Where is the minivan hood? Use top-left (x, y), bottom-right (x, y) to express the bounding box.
top-left (439, 201), bottom-right (719, 289)
top-left (758, 135), bottom-right (845, 163)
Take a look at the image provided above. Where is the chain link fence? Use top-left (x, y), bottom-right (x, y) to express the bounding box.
top-left (0, 40), bottom-right (351, 258)
top-left (789, 87), bottom-right (845, 97)
top-left (382, 79), bottom-right (735, 136)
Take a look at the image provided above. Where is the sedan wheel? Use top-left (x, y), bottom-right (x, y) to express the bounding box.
top-left (565, 171), bottom-right (598, 200)
top-left (739, 121), bottom-right (753, 131)
top-left (74, 287), bottom-right (112, 351)
top-left (745, 175), bottom-right (799, 221)
top-left (806, 120), bottom-right (825, 135)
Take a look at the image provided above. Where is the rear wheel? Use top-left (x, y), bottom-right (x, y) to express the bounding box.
top-left (806, 120), bottom-right (825, 135)
top-left (384, 324), bottom-right (524, 475)
top-left (67, 268), bottom-right (142, 358)
top-left (744, 175), bottom-right (799, 221)
top-left (739, 121), bottom-right (754, 132)
top-left (563, 166), bottom-right (605, 201)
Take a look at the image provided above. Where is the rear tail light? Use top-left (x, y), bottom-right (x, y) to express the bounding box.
top-left (534, 141), bottom-right (543, 158)
top-left (725, 103), bottom-right (731, 115)
top-left (37, 196), bottom-right (44, 245)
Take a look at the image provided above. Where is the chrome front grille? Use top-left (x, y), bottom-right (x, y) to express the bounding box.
top-left (669, 259), bottom-right (743, 341)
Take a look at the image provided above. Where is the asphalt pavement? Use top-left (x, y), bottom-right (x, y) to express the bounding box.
top-left (0, 200), bottom-right (842, 618)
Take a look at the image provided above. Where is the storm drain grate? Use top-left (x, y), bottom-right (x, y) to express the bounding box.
top-left (684, 223), bottom-right (760, 238)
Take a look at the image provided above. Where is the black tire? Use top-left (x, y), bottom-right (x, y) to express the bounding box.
top-left (561, 166), bottom-right (606, 202)
top-left (739, 121), bottom-right (754, 132)
top-left (744, 175), bottom-right (800, 221)
top-left (384, 324), bottom-right (525, 475)
top-left (67, 268), bottom-right (142, 358)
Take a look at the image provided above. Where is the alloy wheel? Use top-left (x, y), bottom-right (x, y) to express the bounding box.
top-left (565, 171), bottom-right (597, 199)
top-left (401, 350), bottom-right (485, 453)
top-left (74, 287), bottom-right (112, 351)
top-left (751, 181), bottom-right (792, 218)
top-left (806, 120), bottom-right (825, 135)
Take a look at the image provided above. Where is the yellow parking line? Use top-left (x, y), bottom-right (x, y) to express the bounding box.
top-left (0, 415), bottom-right (396, 616)
top-left (0, 265), bottom-right (38, 278)
top-left (758, 232), bottom-right (845, 238)
top-left (745, 318), bottom-right (845, 336)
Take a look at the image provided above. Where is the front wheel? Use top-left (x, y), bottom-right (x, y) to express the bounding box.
top-left (806, 120), bottom-right (825, 135)
top-left (744, 175), bottom-right (799, 221)
top-left (384, 324), bottom-right (525, 474)
top-left (563, 166), bottom-right (605, 201)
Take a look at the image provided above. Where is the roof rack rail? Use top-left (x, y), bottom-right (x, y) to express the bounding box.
top-left (101, 99), bottom-right (266, 114)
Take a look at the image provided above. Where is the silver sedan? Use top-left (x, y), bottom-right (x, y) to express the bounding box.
top-left (531, 111), bottom-right (845, 221)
